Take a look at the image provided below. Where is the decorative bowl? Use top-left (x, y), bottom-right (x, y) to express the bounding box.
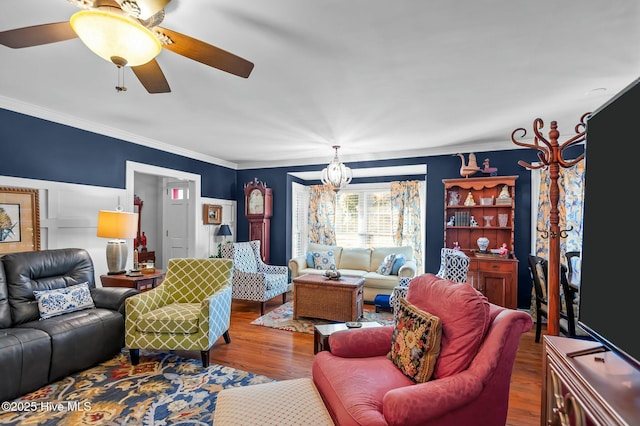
top-left (323, 270), bottom-right (341, 280)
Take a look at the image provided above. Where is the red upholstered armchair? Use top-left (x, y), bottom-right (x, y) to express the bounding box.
top-left (312, 273), bottom-right (533, 426)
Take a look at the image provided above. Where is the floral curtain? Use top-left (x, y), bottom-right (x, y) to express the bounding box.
top-left (534, 161), bottom-right (585, 259)
top-left (531, 160), bottom-right (585, 316)
top-left (390, 180), bottom-right (423, 273)
top-left (307, 184), bottom-right (337, 245)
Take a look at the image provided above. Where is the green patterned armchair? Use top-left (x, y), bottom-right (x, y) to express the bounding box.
top-left (125, 258), bottom-right (233, 367)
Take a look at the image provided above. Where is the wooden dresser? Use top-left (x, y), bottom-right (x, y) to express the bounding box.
top-left (542, 335), bottom-right (640, 425)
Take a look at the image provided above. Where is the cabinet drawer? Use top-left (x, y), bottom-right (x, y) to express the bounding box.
top-left (137, 279), bottom-right (155, 291)
top-left (476, 261), bottom-right (513, 273)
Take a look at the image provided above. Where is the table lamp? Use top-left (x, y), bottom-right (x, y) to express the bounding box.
top-left (97, 208), bottom-right (138, 275)
top-left (217, 224), bottom-right (232, 240)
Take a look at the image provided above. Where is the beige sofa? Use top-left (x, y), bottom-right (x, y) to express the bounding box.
top-left (288, 243), bottom-right (418, 303)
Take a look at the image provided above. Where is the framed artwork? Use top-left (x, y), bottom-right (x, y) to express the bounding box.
top-left (0, 187), bottom-right (41, 254)
top-left (203, 204), bottom-right (222, 225)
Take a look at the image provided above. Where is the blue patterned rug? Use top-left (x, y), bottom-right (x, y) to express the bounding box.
top-left (0, 350), bottom-right (274, 425)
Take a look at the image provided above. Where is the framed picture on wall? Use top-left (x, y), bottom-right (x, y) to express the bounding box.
top-left (0, 187), bottom-right (41, 254)
top-left (203, 204), bottom-right (222, 225)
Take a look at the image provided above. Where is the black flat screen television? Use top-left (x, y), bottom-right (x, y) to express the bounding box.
top-left (578, 76), bottom-right (640, 369)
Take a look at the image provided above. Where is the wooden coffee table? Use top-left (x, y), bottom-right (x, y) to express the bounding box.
top-left (293, 274), bottom-right (364, 322)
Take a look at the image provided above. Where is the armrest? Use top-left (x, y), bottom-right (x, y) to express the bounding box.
top-left (125, 284), bottom-right (171, 321)
top-left (383, 370), bottom-right (484, 426)
top-left (288, 256), bottom-right (308, 278)
top-left (91, 287), bottom-right (139, 315)
top-left (258, 263), bottom-right (288, 275)
top-left (202, 284), bottom-right (232, 330)
top-left (398, 260), bottom-right (417, 278)
top-left (328, 325), bottom-right (394, 358)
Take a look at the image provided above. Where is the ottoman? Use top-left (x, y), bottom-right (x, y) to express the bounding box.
top-left (374, 293), bottom-right (391, 313)
top-left (213, 377), bottom-right (334, 425)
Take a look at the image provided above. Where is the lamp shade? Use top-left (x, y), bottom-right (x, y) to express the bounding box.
top-left (216, 224), bottom-right (232, 236)
top-left (70, 9), bottom-right (162, 67)
top-left (97, 210), bottom-right (138, 239)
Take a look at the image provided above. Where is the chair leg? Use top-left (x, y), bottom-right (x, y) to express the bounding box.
top-left (260, 302), bottom-right (266, 316)
top-left (535, 314), bottom-right (542, 343)
top-left (201, 350), bottom-right (210, 368)
top-left (282, 292), bottom-right (287, 304)
top-left (130, 349), bottom-right (140, 365)
top-left (223, 330), bottom-right (231, 344)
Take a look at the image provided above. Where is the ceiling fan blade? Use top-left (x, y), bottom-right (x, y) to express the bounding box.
top-left (0, 22), bottom-right (77, 48)
top-left (132, 59), bottom-right (171, 93)
top-left (157, 27), bottom-right (254, 78)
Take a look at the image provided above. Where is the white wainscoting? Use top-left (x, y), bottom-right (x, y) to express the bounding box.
top-left (0, 174), bottom-right (236, 285)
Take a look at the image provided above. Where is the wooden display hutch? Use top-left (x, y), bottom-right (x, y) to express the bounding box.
top-left (443, 176), bottom-right (518, 309)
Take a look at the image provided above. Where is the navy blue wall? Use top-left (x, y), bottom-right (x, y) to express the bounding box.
top-left (238, 149), bottom-right (541, 308)
top-left (2, 107), bottom-right (585, 309)
top-left (0, 109), bottom-right (237, 197)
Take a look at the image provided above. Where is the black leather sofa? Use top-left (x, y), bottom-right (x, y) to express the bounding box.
top-left (0, 248), bottom-right (138, 402)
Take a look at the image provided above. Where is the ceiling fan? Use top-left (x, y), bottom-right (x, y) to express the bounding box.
top-left (0, 0), bottom-right (254, 93)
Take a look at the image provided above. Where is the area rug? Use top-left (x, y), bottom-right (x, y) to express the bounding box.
top-left (251, 301), bottom-right (395, 334)
top-left (0, 350), bottom-right (274, 426)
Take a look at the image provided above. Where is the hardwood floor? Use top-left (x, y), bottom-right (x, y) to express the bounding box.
top-left (199, 294), bottom-right (544, 425)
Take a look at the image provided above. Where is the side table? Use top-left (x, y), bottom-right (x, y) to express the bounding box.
top-left (100, 269), bottom-right (165, 292)
top-left (314, 322), bottom-right (383, 354)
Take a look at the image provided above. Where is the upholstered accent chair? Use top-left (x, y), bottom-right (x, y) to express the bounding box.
top-left (313, 273), bottom-right (533, 426)
top-left (435, 248), bottom-right (470, 283)
top-left (221, 240), bottom-right (290, 315)
top-left (125, 258), bottom-right (233, 367)
top-left (390, 248), bottom-right (470, 316)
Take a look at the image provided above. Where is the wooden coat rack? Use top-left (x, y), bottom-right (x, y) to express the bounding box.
top-left (511, 114), bottom-right (588, 336)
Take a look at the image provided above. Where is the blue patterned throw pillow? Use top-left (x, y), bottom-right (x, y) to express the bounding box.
top-left (391, 254), bottom-right (406, 275)
top-left (377, 253), bottom-right (397, 275)
top-left (311, 251), bottom-right (337, 270)
top-left (33, 282), bottom-right (95, 320)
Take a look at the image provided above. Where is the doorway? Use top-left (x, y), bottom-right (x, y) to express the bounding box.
top-left (126, 161), bottom-right (200, 270)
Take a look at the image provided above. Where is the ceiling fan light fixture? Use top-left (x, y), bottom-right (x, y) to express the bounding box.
top-left (70, 9), bottom-right (161, 67)
top-left (321, 145), bottom-right (353, 192)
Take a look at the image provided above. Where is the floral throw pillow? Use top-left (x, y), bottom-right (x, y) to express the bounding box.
top-left (311, 251), bottom-right (337, 270)
top-left (388, 298), bottom-right (442, 383)
top-left (376, 253), bottom-right (396, 275)
top-left (33, 282), bottom-right (95, 320)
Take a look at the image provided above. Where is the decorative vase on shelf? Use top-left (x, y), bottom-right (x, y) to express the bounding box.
top-left (477, 237), bottom-right (490, 252)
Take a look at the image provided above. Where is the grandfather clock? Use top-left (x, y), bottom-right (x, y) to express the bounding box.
top-left (244, 178), bottom-right (272, 263)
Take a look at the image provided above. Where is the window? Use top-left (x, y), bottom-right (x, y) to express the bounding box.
top-left (335, 187), bottom-right (395, 248)
top-left (291, 182), bottom-right (417, 258)
top-left (291, 182), bottom-right (310, 258)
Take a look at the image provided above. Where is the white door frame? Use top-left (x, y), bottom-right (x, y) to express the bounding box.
top-left (125, 161), bottom-right (201, 265)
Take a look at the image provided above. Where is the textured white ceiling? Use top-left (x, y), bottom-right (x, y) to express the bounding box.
top-left (1, 0), bottom-right (638, 169)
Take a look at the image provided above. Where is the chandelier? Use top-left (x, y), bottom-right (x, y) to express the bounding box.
top-left (321, 145), bottom-right (352, 191)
